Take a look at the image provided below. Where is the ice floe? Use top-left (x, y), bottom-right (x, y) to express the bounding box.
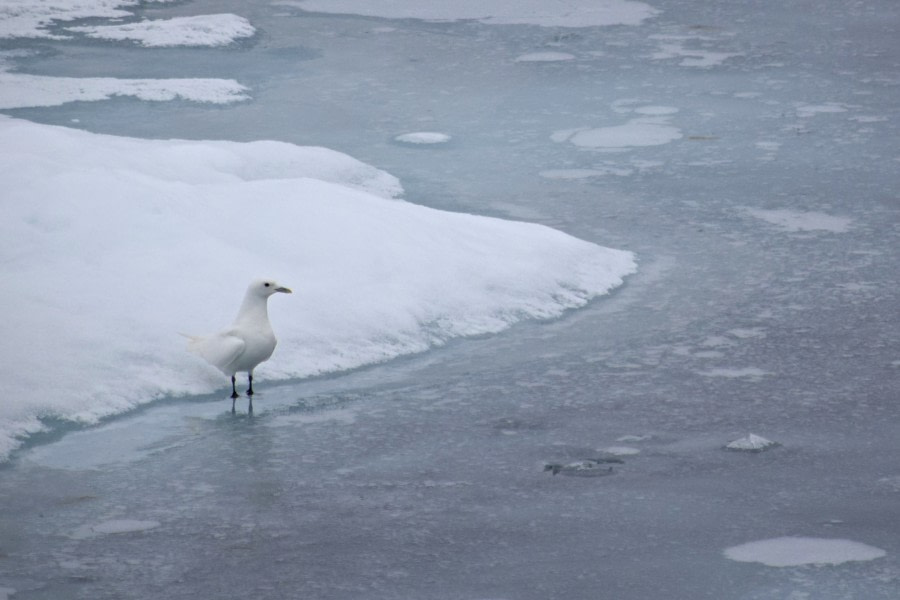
top-left (0, 116), bottom-right (636, 460)
top-left (70, 519), bottom-right (161, 540)
top-left (394, 132), bottom-right (452, 145)
top-left (649, 35), bottom-right (741, 68)
top-left (0, 69), bottom-right (249, 109)
top-left (274, 0), bottom-right (659, 27)
top-left (554, 103), bottom-right (682, 150)
top-left (515, 52), bottom-right (576, 63)
top-left (746, 208), bottom-right (853, 233)
top-left (725, 434), bottom-right (779, 452)
top-left (67, 14), bottom-right (256, 47)
top-left (723, 537), bottom-right (886, 567)
top-left (795, 102), bottom-right (849, 118)
top-left (696, 367), bottom-right (770, 380)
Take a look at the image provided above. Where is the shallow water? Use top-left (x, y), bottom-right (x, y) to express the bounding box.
top-left (2, 0), bottom-right (900, 597)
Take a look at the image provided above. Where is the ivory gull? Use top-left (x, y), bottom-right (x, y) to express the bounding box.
top-left (185, 279), bottom-right (292, 411)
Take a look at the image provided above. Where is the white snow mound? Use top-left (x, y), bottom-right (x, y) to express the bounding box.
top-left (0, 116), bottom-right (636, 460)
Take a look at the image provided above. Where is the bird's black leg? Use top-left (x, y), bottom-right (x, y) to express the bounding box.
top-left (231, 376), bottom-right (239, 401)
top-left (247, 373), bottom-right (255, 396)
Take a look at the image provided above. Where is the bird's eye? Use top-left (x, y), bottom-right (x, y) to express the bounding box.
top-left (264, 283), bottom-right (271, 287)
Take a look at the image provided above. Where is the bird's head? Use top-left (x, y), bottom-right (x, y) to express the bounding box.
top-left (249, 278), bottom-right (292, 298)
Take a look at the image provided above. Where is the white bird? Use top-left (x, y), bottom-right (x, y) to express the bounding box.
top-left (185, 279), bottom-right (292, 411)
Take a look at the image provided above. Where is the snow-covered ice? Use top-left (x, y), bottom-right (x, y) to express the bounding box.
top-left (0, 0), bottom-right (137, 39)
top-left (394, 131), bottom-right (451, 145)
top-left (724, 537), bottom-right (887, 567)
top-left (0, 116), bottom-right (634, 459)
top-left (0, 70), bottom-right (249, 109)
top-left (67, 14), bottom-right (256, 48)
top-left (725, 433), bottom-right (779, 452)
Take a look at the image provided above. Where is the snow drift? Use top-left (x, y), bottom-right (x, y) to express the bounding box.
top-left (0, 116), bottom-right (635, 459)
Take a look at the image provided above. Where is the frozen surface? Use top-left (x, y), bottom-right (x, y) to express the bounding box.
top-left (67, 14), bottom-right (256, 47)
top-left (515, 52), bottom-right (576, 63)
top-left (0, 69), bottom-right (249, 108)
top-left (393, 131), bottom-right (451, 144)
top-left (724, 537), bottom-right (887, 567)
top-left (0, 0), bottom-right (181, 40)
top-left (276, 0), bottom-right (659, 27)
top-left (725, 433), bottom-right (779, 452)
top-left (70, 519), bottom-right (161, 540)
top-left (746, 208), bottom-right (854, 233)
top-left (0, 116), bottom-right (633, 458)
top-left (1, 0), bottom-right (900, 598)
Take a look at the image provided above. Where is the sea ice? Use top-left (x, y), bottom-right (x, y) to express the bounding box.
top-left (725, 434), bottom-right (779, 452)
top-left (795, 102), bottom-right (848, 118)
top-left (0, 0), bottom-right (133, 39)
top-left (539, 167), bottom-right (632, 179)
top-left (274, 0), bottom-right (659, 27)
top-left (0, 70), bottom-right (249, 109)
top-left (697, 367), bottom-right (770, 380)
top-left (0, 116), bottom-right (636, 460)
top-left (394, 132), bottom-right (451, 145)
top-left (746, 208), bottom-right (853, 233)
top-left (70, 519), bottom-right (161, 540)
top-left (601, 446), bottom-right (640, 456)
top-left (515, 52), bottom-right (576, 63)
top-left (633, 105), bottom-right (679, 116)
top-left (67, 14), bottom-right (256, 47)
top-left (649, 36), bottom-right (741, 68)
top-left (723, 537), bottom-right (886, 567)
top-left (562, 118), bottom-right (683, 149)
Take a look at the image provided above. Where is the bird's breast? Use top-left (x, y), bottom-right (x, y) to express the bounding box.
top-left (231, 328), bottom-right (277, 372)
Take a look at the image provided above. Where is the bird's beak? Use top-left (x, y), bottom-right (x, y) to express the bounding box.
top-left (275, 286), bottom-right (292, 294)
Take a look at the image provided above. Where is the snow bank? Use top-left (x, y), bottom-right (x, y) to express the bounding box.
top-left (67, 14), bottom-right (256, 47)
top-left (276, 0), bottom-right (658, 27)
top-left (0, 117), bottom-right (636, 459)
top-left (724, 537), bottom-right (886, 567)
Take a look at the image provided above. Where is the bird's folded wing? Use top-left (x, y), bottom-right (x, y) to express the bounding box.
top-left (187, 332), bottom-right (245, 373)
